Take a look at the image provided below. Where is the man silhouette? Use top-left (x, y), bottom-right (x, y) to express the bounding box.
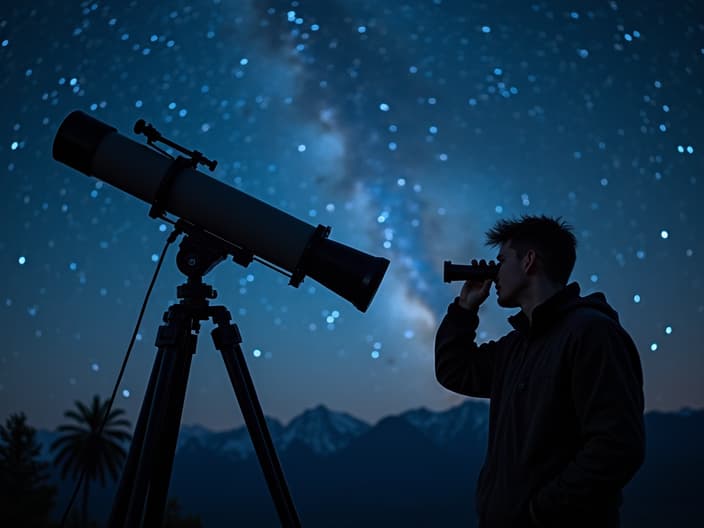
top-left (435, 215), bottom-right (645, 527)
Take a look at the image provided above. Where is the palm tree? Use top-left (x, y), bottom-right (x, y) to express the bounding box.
top-left (50, 395), bottom-right (131, 526)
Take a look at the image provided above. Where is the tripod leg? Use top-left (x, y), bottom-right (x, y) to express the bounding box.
top-left (211, 307), bottom-right (302, 528)
top-left (108, 347), bottom-right (165, 528)
top-left (123, 306), bottom-right (197, 527)
top-left (143, 324), bottom-right (197, 527)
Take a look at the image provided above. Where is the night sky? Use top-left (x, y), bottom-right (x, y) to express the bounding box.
top-left (1, 0), bottom-right (702, 432)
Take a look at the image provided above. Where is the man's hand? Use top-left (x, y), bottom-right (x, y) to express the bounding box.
top-left (458, 259), bottom-right (493, 311)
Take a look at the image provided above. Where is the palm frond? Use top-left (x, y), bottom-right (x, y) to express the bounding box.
top-left (105, 417), bottom-right (131, 428)
top-left (52, 395), bottom-right (133, 498)
top-left (51, 432), bottom-right (87, 451)
top-left (74, 400), bottom-right (91, 419)
top-left (55, 424), bottom-right (88, 434)
top-left (63, 410), bottom-right (84, 423)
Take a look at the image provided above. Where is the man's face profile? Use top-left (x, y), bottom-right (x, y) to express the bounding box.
top-left (495, 242), bottom-right (525, 308)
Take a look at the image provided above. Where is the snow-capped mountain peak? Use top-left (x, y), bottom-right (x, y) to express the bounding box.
top-left (402, 400), bottom-right (490, 445)
top-left (280, 404), bottom-right (370, 455)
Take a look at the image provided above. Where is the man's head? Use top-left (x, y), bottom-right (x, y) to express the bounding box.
top-left (485, 215), bottom-right (577, 307)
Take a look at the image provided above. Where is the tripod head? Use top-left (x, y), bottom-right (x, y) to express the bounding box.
top-left (176, 232), bottom-right (226, 281)
top-left (169, 220), bottom-right (255, 326)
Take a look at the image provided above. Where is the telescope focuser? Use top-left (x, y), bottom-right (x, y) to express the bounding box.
top-left (134, 118), bottom-right (217, 171)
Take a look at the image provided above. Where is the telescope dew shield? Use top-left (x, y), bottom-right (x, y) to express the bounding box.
top-left (305, 237), bottom-right (390, 312)
top-left (52, 110), bottom-right (117, 175)
top-left (53, 110), bottom-right (390, 312)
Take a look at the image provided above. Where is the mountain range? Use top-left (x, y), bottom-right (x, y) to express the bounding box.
top-left (37, 401), bottom-right (703, 527)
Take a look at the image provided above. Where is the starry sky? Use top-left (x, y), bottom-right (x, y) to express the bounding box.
top-left (1, 0), bottom-right (702, 431)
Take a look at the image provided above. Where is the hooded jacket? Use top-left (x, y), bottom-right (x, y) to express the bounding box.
top-left (435, 282), bottom-right (645, 528)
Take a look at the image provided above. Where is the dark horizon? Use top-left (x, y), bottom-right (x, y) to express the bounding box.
top-left (23, 401), bottom-right (704, 528)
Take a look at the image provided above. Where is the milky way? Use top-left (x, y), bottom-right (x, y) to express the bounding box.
top-left (1, 0), bottom-right (702, 430)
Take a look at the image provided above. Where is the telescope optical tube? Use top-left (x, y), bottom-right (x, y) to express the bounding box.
top-left (53, 111), bottom-right (390, 312)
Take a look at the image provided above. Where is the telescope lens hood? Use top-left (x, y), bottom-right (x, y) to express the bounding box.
top-left (52, 110), bottom-right (116, 176)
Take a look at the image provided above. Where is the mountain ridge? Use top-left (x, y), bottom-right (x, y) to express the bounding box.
top-left (33, 402), bottom-right (704, 527)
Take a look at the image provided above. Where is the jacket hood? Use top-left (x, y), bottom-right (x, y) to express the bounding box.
top-left (508, 282), bottom-right (620, 335)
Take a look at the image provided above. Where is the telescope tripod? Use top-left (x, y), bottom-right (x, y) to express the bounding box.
top-left (108, 231), bottom-right (301, 527)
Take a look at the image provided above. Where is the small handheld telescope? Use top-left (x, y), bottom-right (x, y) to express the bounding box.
top-left (443, 260), bottom-right (499, 283)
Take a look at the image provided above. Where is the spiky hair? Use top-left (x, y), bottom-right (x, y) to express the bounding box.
top-left (485, 215), bottom-right (577, 285)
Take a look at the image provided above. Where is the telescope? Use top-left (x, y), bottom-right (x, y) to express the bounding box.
top-left (52, 110), bottom-right (390, 312)
top-left (52, 111), bottom-right (392, 527)
top-left (443, 260), bottom-right (499, 283)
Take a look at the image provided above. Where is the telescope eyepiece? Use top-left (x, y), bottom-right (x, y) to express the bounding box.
top-left (133, 119), bottom-right (146, 135)
top-left (134, 119), bottom-right (160, 142)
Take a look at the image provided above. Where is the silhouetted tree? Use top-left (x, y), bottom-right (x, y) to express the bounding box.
top-left (0, 412), bottom-right (57, 527)
top-left (50, 395), bottom-right (131, 527)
